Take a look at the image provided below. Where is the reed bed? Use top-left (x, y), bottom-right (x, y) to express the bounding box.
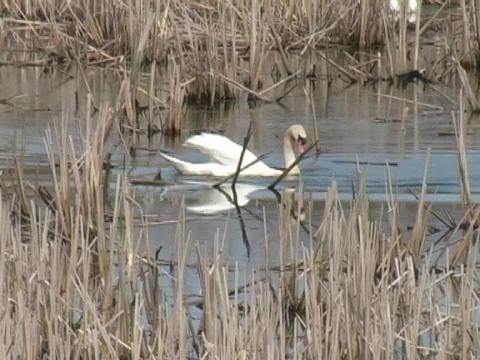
top-left (2, 0), bottom-right (477, 135)
top-left (0, 102), bottom-right (477, 359)
top-left (0, 1), bottom-right (475, 92)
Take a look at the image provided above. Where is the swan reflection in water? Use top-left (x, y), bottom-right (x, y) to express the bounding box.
top-left (185, 183), bottom-right (308, 225)
top-left (184, 182), bottom-right (310, 259)
top-left (185, 183), bottom-right (262, 215)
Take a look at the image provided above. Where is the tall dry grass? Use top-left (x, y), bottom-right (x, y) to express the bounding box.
top-left (0, 102), bottom-right (478, 358)
top-left (2, 0), bottom-right (478, 136)
top-left (3, 1), bottom-right (471, 101)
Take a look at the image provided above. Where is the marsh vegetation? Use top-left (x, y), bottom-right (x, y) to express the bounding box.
top-left (1, 0), bottom-right (480, 359)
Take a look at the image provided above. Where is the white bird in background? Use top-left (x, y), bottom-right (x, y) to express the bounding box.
top-left (390, 0), bottom-right (419, 22)
top-left (390, 0), bottom-right (444, 23)
top-left (160, 125), bottom-right (307, 177)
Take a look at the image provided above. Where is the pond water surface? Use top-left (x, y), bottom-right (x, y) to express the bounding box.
top-left (1, 58), bottom-right (479, 277)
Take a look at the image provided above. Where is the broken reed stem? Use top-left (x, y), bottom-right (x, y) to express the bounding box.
top-left (455, 52), bottom-right (480, 111)
top-left (267, 140), bottom-right (319, 190)
top-left (412, 0), bottom-right (422, 70)
top-left (460, 0), bottom-right (477, 68)
top-left (231, 122), bottom-right (253, 190)
top-left (166, 60), bottom-right (188, 136)
top-left (453, 94), bottom-right (474, 217)
top-left (398, 0), bottom-right (408, 72)
top-left (409, 148), bottom-right (430, 267)
top-left (148, 60), bottom-right (156, 132)
top-left (213, 152), bottom-right (271, 188)
top-left (304, 82), bottom-right (320, 155)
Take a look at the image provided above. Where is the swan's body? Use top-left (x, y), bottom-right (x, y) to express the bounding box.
top-left (160, 125), bottom-right (307, 177)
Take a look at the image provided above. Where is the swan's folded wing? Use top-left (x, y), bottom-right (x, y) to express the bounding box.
top-left (160, 152), bottom-right (236, 176)
top-left (184, 133), bottom-right (260, 166)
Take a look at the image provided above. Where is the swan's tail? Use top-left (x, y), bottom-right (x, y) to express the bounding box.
top-left (159, 152), bottom-right (194, 174)
top-left (160, 152), bottom-right (232, 176)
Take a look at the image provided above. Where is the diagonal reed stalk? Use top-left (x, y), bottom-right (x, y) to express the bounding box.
top-left (455, 53), bottom-right (480, 112)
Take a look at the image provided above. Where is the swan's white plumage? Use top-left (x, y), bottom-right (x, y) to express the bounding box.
top-left (160, 125), bottom-right (307, 177)
top-left (159, 153), bottom-right (239, 176)
top-left (184, 133), bottom-right (270, 169)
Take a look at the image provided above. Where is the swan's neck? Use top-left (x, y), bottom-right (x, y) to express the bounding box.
top-left (283, 133), bottom-right (299, 174)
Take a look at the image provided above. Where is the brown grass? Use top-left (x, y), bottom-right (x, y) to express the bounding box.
top-left (1, 1), bottom-right (476, 96)
top-left (1, 0), bottom-right (477, 137)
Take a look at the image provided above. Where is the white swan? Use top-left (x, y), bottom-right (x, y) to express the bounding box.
top-left (160, 125), bottom-right (307, 177)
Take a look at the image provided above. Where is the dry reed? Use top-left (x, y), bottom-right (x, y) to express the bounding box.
top-left (2, 0), bottom-right (477, 139)
top-left (0, 103), bottom-right (476, 359)
top-left (2, 0), bottom-right (475, 102)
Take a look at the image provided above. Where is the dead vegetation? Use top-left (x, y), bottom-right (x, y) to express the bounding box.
top-left (0, 4), bottom-right (480, 356)
top-left (0, 91), bottom-right (476, 358)
top-left (1, 0), bottom-right (479, 135)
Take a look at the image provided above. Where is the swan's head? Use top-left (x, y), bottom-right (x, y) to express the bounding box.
top-left (287, 125), bottom-right (307, 153)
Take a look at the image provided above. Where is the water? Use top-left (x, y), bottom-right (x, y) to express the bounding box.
top-left (1, 59), bottom-right (479, 269)
top-left (126, 80), bottom-right (479, 278)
